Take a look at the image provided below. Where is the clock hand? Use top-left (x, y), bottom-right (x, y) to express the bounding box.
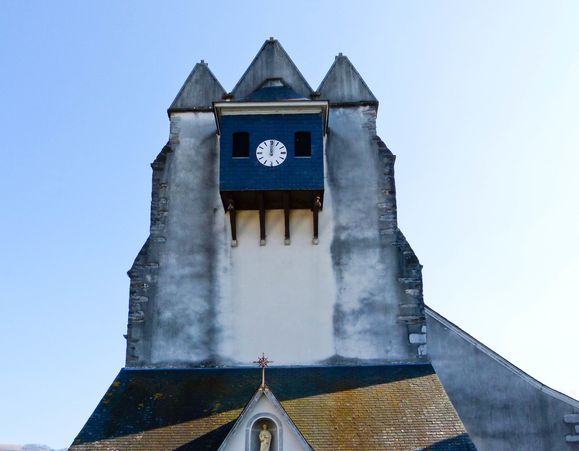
top-left (269, 141), bottom-right (274, 156)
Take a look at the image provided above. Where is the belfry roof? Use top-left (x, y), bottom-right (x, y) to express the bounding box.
top-left (71, 365), bottom-right (475, 450)
top-left (231, 38), bottom-right (314, 100)
top-left (168, 41), bottom-right (379, 110)
top-left (318, 53), bottom-right (378, 106)
top-left (169, 61), bottom-right (226, 112)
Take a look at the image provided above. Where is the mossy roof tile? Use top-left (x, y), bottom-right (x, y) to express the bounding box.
top-left (71, 365), bottom-right (476, 450)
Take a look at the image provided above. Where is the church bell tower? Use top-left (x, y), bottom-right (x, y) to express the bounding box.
top-left (122, 37), bottom-right (426, 368)
top-left (73, 38), bottom-right (579, 451)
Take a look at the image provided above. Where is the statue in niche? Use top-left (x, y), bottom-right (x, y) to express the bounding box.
top-left (259, 423), bottom-right (272, 451)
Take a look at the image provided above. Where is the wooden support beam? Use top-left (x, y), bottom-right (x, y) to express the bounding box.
top-left (226, 199), bottom-right (237, 247)
top-left (312, 195), bottom-right (322, 245)
top-left (283, 191), bottom-right (290, 245)
top-left (258, 192), bottom-right (266, 246)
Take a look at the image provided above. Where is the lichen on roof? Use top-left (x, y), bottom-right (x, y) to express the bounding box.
top-left (71, 365), bottom-right (476, 450)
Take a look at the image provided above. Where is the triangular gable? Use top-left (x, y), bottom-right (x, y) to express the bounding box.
top-left (231, 38), bottom-right (313, 100)
top-left (218, 385), bottom-right (312, 451)
top-left (318, 53), bottom-right (378, 106)
top-left (169, 61), bottom-right (226, 112)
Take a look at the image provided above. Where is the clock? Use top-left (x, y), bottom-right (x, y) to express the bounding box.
top-left (256, 139), bottom-right (287, 167)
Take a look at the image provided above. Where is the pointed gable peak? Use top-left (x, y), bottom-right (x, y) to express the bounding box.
top-left (231, 38), bottom-right (313, 100)
top-left (218, 385), bottom-right (312, 451)
top-left (318, 53), bottom-right (378, 106)
top-left (169, 61), bottom-right (226, 112)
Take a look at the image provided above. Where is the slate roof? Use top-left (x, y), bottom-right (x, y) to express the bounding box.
top-left (231, 38), bottom-right (313, 100)
top-left (71, 365), bottom-right (475, 451)
top-left (318, 54), bottom-right (378, 106)
top-left (168, 41), bottom-right (379, 112)
top-left (169, 62), bottom-right (226, 112)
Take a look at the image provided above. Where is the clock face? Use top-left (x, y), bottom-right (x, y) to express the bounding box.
top-left (256, 139), bottom-right (287, 167)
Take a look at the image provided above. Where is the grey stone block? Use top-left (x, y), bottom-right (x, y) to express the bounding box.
top-left (409, 333), bottom-right (427, 344)
top-left (565, 414), bottom-right (579, 423)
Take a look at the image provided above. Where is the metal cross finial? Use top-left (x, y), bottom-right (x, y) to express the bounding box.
top-left (253, 353), bottom-right (272, 388)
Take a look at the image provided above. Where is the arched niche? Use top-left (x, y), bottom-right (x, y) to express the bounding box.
top-left (245, 413), bottom-right (282, 451)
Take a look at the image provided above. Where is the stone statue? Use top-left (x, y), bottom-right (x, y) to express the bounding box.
top-left (259, 423), bottom-right (272, 451)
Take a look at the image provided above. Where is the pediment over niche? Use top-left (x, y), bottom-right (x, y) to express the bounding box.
top-left (218, 385), bottom-right (312, 451)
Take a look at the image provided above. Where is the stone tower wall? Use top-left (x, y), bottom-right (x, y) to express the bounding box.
top-left (124, 42), bottom-right (426, 367)
top-left (125, 105), bottom-right (426, 367)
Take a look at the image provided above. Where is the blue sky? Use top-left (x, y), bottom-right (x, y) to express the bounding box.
top-left (1, 1), bottom-right (578, 448)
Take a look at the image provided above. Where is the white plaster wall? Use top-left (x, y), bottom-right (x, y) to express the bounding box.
top-left (220, 204), bottom-right (336, 364)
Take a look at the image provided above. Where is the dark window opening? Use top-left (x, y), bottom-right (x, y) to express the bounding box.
top-left (232, 132), bottom-right (249, 158)
top-left (294, 131), bottom-right (311, 157)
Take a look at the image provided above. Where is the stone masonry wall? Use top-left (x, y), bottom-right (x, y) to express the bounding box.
top-left (125, 106), bottom-right (426, 366)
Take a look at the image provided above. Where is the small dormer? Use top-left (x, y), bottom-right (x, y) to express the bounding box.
top-left (218, 384), bottom-right (312, 451)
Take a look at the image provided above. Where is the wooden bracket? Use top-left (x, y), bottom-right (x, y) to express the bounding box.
top-left (258, 192), bottom-right (266, 246)
top-left (312, 195), bottom-right (322, 245)
top-left (283, 191), bottom-right (290, 245)
top-left (226, 199), bottom-right (237, 247)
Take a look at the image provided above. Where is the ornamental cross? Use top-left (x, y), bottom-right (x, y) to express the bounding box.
top-left (253, 353), bottom-right (273, 388)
